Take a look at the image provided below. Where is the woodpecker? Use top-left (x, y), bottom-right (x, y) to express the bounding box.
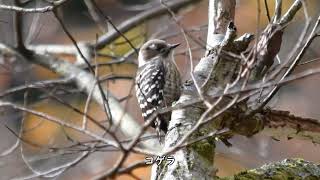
top-left (135, 39), bottom-right (181, 142)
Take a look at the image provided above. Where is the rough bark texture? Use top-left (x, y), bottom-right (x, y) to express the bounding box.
top-left (263, 109), bottom-right (320, 144)
top-left (155, 1), bottom-right (237, 179)
top-left (153, 0), bottom-right (320, 179)
top-left (223, 159), bottom-right (320, 180)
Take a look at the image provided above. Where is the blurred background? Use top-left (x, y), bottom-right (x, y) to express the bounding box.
top-left (0, 0), bottom-right (320, 179)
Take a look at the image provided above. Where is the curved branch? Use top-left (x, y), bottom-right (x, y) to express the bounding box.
top-left (94, 0), bottom-right (202, 50)
top-left (0, 0), bottom-right (69, 13)
top-left (0, 43), bottom-right (160, 153)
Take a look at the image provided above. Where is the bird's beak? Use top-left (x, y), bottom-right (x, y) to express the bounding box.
top-left (169, 43), bottom-right (180, 50)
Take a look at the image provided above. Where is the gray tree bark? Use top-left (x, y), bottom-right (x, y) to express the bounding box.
top-left (153, 0), bottom-right (320, 179)
top-left (155, 1), bottom-right (237, 179)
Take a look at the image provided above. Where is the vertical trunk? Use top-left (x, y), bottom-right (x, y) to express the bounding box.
top-left (152, 1), bottom-right (236, 179)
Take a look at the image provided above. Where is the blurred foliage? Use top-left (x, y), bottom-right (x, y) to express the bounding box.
top-left (23, 97), bottom-right (103, 148)
top-left (99, 25), bottom-right (146, 56)
top-left (23, 23), bottom-right (146, 148)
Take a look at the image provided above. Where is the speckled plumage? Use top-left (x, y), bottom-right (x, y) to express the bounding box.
top-left (135, 39), bottom-right (181, 141)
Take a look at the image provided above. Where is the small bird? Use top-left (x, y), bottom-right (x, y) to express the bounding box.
top-left (135, 39), bottom-right (181, 142)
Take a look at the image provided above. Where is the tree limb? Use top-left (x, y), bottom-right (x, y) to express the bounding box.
top-left (223, 159), bottom-right (320, 179)
top-left (94, 0), bottom-right (202, 50)
top-left (0, 44), bottom-right (160, 153)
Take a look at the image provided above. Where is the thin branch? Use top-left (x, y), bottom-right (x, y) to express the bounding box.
top-left (0, 0), bottom-right (69, 13)
top-left (279, 0), bottom-right (302, 25)
top-left (274, 0), bottom-right (282, 23)
top-left (13, 0), bottom-right (25, 50)
top-left (260, 15), bottom-right (319, 109)
top-left (94, 0), bottom-right (202, 50)
top-left (264, 0), bottom-right (271, 22)
top-left (83, 0), bottom-right (108, 32)
top-left (89, 0), bottom-right (139, 55)
top-left (53, 10), bottom-right (114, 126)
top-left (0, 78), bottom-right (71, 98)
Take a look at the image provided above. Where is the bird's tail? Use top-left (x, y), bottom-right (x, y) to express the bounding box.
top-left (155, 117), bottom-right (163, 143)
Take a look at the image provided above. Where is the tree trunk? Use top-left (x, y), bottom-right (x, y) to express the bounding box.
top-left (152, 0), bottom-right (320, 179)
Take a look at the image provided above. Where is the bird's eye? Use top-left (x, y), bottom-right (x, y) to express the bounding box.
top-left (149, 43), bottom-right (157, 50)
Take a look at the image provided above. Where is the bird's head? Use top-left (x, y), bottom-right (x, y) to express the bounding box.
top-left (138, 39), bottom-right (180, 67)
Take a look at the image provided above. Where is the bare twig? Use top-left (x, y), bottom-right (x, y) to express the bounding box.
top-left (83, 0), bottom-right (108, 32)
top-left (0, 0), bottom-right (69, 13)
top-left (94, 0), bottom-right (202, 50)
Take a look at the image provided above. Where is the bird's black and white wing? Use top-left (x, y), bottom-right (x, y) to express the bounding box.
top-left (135, 59), bottom-right (166, 125)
